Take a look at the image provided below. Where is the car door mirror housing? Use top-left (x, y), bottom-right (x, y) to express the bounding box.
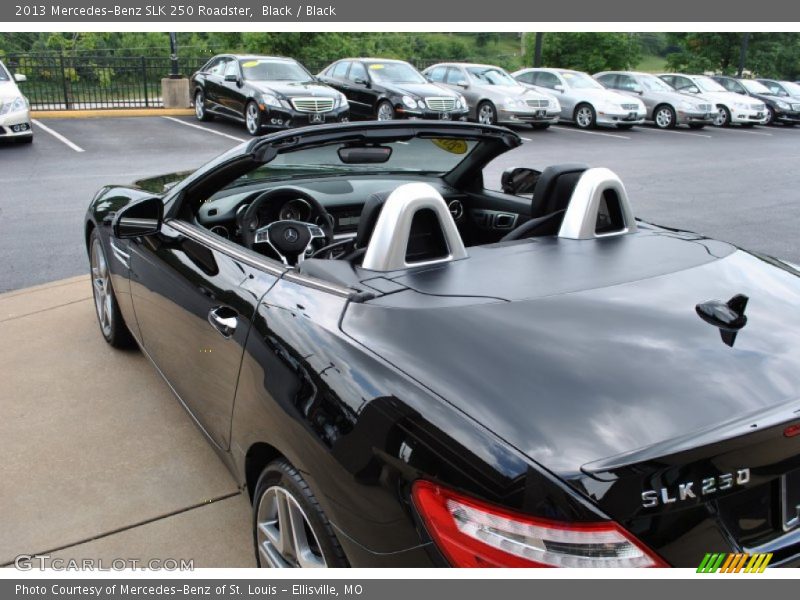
top-left (354, 77), bottom-right (369, 87)
top-left (224, 74), bottom-right (241, 85)
top-left (554, 84), bottom-right (564, 92)
top-left (113, 196), bottom-right (163, 239)
top-left (14, 73), bottom-right (27, 83)
top-left (501, 167), bottom-right (542, 195)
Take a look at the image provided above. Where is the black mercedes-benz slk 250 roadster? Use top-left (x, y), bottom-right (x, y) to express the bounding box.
top-left (85, 121), bottom-right (800, 568)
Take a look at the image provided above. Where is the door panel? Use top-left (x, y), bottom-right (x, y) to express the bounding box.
top-left (128, 221), bottom-right (280, 448)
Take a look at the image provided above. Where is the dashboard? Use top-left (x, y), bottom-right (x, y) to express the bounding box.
top-left (195, 175), bottom-right (466, 243)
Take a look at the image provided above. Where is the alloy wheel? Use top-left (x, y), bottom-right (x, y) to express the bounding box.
top-left (655, 107), bottom-right (674, 128)
top-left (377, 102), bottom-right (394, 121)
top-left (714, 106), bottom-right (729, 127)
top-left (195, 92), bottom-right (205, 119)
top-left (91, 238), bottom-right (113, 338)
top-left (478, 103), bottom-right (496, 125)
top-left (764, 107), bottom-right (774, 125)
top-left (256, 486), bottom-right (327, 568)
top-left (246, 103), bottom-right (260, 135)
top-left (575, 106), bottom-right (594, 128)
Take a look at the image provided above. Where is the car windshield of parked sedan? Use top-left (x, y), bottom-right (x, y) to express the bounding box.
top-left (692, 76), bottom-right (727, 93)
top-left (366, 62), bottom-right (426, 84)
top-left (225, 137), bottom-right (479, 187)
top-left (241, 59), bottom-right (311, 82)
top-left (639, 74), bottom-right (674, 92)
top-left (466, 67), bottom-right (517, 86)
top-left (783, 81), bottom-right (800, 96)
top-left (740, 79), bottom-right (772, 95)
top-left (559, 71), bottom-right (604, 90)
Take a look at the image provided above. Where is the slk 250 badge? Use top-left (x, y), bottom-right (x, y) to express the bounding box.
top-left (642, 469), bottom-right (751, 508)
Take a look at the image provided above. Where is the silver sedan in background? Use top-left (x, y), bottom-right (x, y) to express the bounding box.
top-left (512, 67), bottom-right (645, 129)
top-left (423, 63), bottom-right (560, 128)
top-left (594, 71), bottom-right (715, 129)
top-left (0, 60), bottom-right (32, 143)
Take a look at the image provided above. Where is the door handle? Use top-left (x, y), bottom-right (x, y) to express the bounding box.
top-left (208, 306), bottom-right (238, 338)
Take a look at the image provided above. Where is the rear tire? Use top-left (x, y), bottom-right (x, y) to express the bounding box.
top-left (89, 230), bottom-right (135, 349)
top-left (574, 103), bottom-right (596, 129)
top-left (194, 90), bottom-right (213, 122)
top-left (253, 459), bottom-right (347, 568)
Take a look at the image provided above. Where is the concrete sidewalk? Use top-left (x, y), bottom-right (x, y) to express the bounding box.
top-left (0, 276), bottom-right (255, 568)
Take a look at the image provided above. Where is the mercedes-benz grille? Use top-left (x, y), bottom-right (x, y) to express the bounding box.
top-left (621, 103), bottom-right (640, 111)
top-left (291, 98), bottom-right (335, 113)
top-left (525, 99), bottom-right (550, 108)
top-left (425, 97), bottom-right (457, 112)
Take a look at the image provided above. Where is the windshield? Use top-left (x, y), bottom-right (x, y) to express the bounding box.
top-left (466, 67), bottom-right (517, 86)
top-left (560, 71), bottom-right (603, 90)
top-left (639, 74), bottom-right (674, 92)
top-left (0, 63), bottom-right (9, 81)
top-left (783, 81), bottom-right (800, 96)
top-left (366, 62), bottom-right (426, 84)
top-left (241, 59), bottom-right (311, 82)
top-left (740, 79), bottom-right (771, 94)
top-left (693, 76), bottom-right (726, 93)
top-left (226, 137), bottom-right (479, 187)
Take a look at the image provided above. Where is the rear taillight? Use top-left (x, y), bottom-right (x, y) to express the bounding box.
top-left (412, 480), bottom-right (667, 568)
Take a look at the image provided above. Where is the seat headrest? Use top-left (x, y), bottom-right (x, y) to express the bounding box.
top-left (531, 163), bottom-right (589, 218)
top-left (354, 190), bottom-right (393, 249)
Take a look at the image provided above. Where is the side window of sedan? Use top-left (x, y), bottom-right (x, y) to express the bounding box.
top-left (673, 76), bottom-right (692, 90)
top-left (208, 58), bottom-right (228, 76)
top-left (617, 75), bottom-right (639, 92)
top-left (596, 74), bottom-right (618, 89)
top-left (223, 60), bottom-right (240, 79)
top-left (331, 61), bottom-right (350, 80)
top-left (427, 66), bottom-right (446, 83)
top-left (445, 68), bottom-right (468, 86)
top-left (516, 71), bottom-right (534, 84)
top-left (537, 72), bottom-right (560, 90)
top-left (348, 62), bottom-right (367, 83)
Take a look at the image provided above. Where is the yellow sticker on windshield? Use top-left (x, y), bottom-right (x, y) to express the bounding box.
top-left (431, 139), bottom-right (468, 154)
top-left (241, 61), bottom-right (258, 67)
top-left (369, 64), bottom-right (385, 70)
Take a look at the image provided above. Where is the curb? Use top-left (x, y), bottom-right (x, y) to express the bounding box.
top-left (31, 108), bottom-right (195, 119)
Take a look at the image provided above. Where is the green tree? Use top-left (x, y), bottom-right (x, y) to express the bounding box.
top-left (536, 33), bottom-right (642, 72)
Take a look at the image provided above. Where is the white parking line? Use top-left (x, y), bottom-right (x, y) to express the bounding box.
top-left (32, 119), bottom-right (85, 152)
top-left (161, 116), bottom-right (247, 142)
top-left (551, 125), bottom-right (630, 140)
top-left (713, 127), bottom-right (772, 137)
top-left (635, 127), bottom-right (712, 139)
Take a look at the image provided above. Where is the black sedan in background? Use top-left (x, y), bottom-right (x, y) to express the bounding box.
top-left (712, 75), bottom-right (800, 126)
top-left (191, 54), bottom-right (349, 135)
top-left (318, 58), bottom-right (469, 121)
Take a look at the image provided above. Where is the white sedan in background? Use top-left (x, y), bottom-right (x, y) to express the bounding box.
top-left (0, 60), bottom-right (32, 143)
top-left (658, 73), bottom-right (766, 127)
top-left (512, 67), bottom-right (646, 129)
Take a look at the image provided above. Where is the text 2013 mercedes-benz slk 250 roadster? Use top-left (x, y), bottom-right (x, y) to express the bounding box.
top-left (85, 121), bottom-right (800, 568)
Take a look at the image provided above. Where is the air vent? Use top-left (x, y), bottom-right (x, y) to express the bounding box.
top-left (447, 199), bottom-right (464, 220)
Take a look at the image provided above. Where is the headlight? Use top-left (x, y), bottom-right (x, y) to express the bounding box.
top-left (0, 96), bottom-right (28, 116)
top-left (417, 99), bottom-right (426, 109)
top-left (458, 95), bottom-right (467, 109)
top-left (337, 92), bottom-right (348, 108)
top-left (402, 95), bottom-right (418, 109)
top-left (776, 100), bottom-right (789, 110)
top-left (549, 98), bottom-right (561, 111)
top-left (261, 93), bottom-right (281, 108)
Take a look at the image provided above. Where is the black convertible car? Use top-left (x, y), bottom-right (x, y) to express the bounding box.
top-left (191, 54), bottom-right (349, 135)
top-left (86, 121), bottom-right (800, 568)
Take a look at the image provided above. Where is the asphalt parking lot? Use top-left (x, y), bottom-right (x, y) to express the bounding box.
top-left (1, 113), bottom-right (799, 568)
top-left (2, 114), bottom-right (800, 293)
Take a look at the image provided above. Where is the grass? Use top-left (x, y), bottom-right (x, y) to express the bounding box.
top-left (636, 54), bottom-right (668, 73)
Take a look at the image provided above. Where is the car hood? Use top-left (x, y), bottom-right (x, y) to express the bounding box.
top-left (567, 87), bottom-right (636, 105)
top-left (390, 82), bottom-right (459, 99)
top-left (343, 232), bottom-right (800, 479)
top-left (696, 90), bottom-right (760, 107)
top-left (249, 80), bottom-right (339, 99)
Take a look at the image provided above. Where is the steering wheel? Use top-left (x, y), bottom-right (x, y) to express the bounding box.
top-left (240, 188), bottom-right (334, 265)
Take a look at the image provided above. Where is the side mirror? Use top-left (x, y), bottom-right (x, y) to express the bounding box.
top-left (501, 167), bottom-right (542, 195)
top-left (688, 86), bottom-right (700, 94)
top-left (224, 74), bottom-right (241, 85)
top-left (554, 84), bottom-right (564, 93)
top-left (354, 77), bottom-right (369, 87)
top-left (113, 196), bottom-right (163, 239)
top-left (14, 73), bottom-right (27, 83)
top-left (632, 86), bottom-right (643, 95)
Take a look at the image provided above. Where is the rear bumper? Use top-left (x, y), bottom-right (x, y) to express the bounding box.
top-left (0, 109), bottom-right (33, 138)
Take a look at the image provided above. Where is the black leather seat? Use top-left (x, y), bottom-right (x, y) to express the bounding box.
top-left (501, 163), bottom-right (589, 241)
top-left (342, 189), bottom-right (394, 262)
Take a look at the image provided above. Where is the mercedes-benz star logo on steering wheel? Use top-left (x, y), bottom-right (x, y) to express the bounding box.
top-left (283, 227), bottom-right (299, 243)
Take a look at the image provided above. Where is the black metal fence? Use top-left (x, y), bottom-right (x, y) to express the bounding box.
top-left (0, 54), bottom-right (495, 111)
top-left (0, 54), bottom-right (210, 110)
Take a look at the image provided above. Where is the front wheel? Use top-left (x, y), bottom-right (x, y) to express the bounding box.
top-left (477, 101), bottom-right (497, 125)
top-left (763, 107), bottom-right (774, 126)
top-left (245, 101), bottom-right (264, 136)
top-left (574, 103), bottom-right (596, 129)
top-left (653, 104), bottom-right (676, 129)
top-left (194, 90), bottom-right (213, 122)
top-left (89, 231), bottom-right (135, 349)
top-left (253, 460), bottom-right (347, 568)
top-left (376, 100), bottom-right (395, 121)
top-left (713, 105), bottom-right (731, 127)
